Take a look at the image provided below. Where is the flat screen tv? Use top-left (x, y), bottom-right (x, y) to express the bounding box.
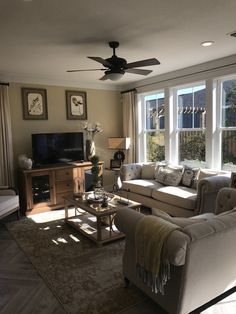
top-left (32, 132), bottom-right (84, 167)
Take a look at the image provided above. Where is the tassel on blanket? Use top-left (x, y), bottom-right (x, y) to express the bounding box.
top-left (135, 216), bottom-right (180, 295)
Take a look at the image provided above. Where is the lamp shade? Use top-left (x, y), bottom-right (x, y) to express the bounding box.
top-left (108, 137), bottom-right (131, 150)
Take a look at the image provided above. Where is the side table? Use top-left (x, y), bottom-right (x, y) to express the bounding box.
top-left (105, 167), bottom-right (122, 192)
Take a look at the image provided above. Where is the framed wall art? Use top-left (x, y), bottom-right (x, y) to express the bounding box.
top-left (22, 88), bottom-right (48, 120)
top-left (66, 90), bottom-right (87, 120)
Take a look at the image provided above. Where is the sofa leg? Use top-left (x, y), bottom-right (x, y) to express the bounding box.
top-left (124, 277), bottom-right (130, 288)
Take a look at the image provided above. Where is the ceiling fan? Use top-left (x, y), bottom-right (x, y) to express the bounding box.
top-left (67, 41), bottom-right (160, 81)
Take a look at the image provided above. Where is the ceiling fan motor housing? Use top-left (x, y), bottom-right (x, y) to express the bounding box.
top-left (105, 56), bottom-right (127, 72)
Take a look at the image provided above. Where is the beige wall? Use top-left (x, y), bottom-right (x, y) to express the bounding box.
top-left (9, 82), bottom-right (122, 186)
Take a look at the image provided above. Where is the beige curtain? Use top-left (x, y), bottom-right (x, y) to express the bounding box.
top-left (0, 85), bottom-right (15, 186)
top-left (121, 90), bottom-right (137, 163)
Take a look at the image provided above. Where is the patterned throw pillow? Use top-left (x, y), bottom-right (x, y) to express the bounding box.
top-left (155, 166), bottom-right (166, 184)
top-left (181, 167), bottom-right (199, 188)
top-left (156, 166), bottom-right (183, 186)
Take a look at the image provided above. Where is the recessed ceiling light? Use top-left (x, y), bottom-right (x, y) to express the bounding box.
top-left (201, 41), bottom-right (215, 47)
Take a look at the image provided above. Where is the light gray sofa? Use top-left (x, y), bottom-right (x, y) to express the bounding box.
top-left (120, 163), bottom-right (230, 217)
top-left (114, 187), bottom-right (236, 314)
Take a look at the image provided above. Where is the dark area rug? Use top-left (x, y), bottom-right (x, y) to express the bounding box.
top-left (6, 218), bottom-right (146, 314)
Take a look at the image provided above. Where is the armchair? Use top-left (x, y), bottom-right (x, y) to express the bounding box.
top-left (115, 187), bottom-right (236, 314)
top-left (0, 186), bottom-right (20, 219)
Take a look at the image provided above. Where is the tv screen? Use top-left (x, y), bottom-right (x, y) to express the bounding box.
top-left (32, 132), bottom-right (84, 167)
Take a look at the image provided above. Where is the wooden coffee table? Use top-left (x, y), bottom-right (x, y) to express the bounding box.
top-left (64, 193), bottom-right (140, 246)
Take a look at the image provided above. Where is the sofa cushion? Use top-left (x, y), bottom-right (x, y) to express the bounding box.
top-left (181, 166), bottom-right (199, 188)
top-left (152, 186), bottom-right (197, 210)
top-left (141, 163), bottom-right (156, 179)
top-left (122, 179), bottom-right (163, 197)
top-left (155, 165), bottom-right (183, 186)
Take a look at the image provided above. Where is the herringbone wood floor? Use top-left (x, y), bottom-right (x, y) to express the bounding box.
top-left (1, 212), bottom-right (236, 314)
top-left (0, 215), bottom-right (65, 314)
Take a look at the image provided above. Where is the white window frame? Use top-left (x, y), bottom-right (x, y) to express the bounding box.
top-left (137, 90), bottom-right (165, 162)
top-left (173, 82), bottom-right (206, 167)
top-left (216, 74), bottom-right (236, 171)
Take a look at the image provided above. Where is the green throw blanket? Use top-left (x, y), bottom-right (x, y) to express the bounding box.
top-left (135, 216), bottom-right (180, 294)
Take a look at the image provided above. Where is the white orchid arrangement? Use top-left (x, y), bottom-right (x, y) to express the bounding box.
top-left (82, 121), bottom-right (103, 140)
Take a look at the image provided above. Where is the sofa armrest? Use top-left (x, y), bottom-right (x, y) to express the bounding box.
top-left (114, 208), bottom-right (143, 241)
top-left (120, 163), bottom-right (142, 181)
top-left (215, 187), bottom-right (236, 214)
top-left (0, 186), bottom-right (18, 196)
top-left (114, 208), bottom-right (190, 266)
top-left (197, 175), bottom-right (230, 214)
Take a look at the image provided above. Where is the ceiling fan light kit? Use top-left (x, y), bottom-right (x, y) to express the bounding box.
top-left (67, 41), bottom-right (160, 81)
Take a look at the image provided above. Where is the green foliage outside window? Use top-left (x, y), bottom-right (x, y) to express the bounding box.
top-left (179, 132), bottom-right (205, 162)
top-left (146, 132), bottom-right (165, 162)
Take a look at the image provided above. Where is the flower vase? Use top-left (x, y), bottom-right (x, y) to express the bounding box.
top-left (93, 181), bottom-right (104, 201)
top-left (86, 139), bottom-right (95, 161)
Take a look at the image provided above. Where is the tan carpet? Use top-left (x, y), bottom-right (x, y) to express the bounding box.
top-left (6, 215), bottom-right (146, 314)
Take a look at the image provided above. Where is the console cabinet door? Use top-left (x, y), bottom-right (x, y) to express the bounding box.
top-left (27, 170), bottom-right (55, 209)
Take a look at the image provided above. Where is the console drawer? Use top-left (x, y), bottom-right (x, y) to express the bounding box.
top-left (55, 168), bottom-right (73, 181)
top-left (56, 180), bottom-right (73, 193)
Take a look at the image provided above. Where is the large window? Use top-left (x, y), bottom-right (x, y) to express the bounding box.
top-left (176, 84), bottom-right (206, 167)
top-left (137, 72), bottom-right (236, 171)
top-left (220, 78), bottom-right (236, 171)
top-left (140, 92), bottom-right (165, 162)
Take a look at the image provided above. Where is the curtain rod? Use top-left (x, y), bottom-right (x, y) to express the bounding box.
top-left (121, 88), bottom-right (136, 94)
top-left (131, 62), bottom-right (236, 90)
top-left (0, 82), bottom-right (9, 86)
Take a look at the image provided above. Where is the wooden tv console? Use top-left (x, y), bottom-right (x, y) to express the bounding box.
top-left (18, 161), bottom-right (103, 216)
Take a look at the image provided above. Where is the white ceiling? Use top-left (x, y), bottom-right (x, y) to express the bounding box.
top-left (1, 0), bottom-right (236, 90)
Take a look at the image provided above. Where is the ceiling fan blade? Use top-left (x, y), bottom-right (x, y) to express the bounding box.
top-left (67, 69), bottom-right (105, 72)
top-left (125, 68), bottom-right (153, 75)
top-left (126, 58), bottom-right (160, 69)
top-left (88, 56), bottom-right (112, 67)
top-left (99, 75), bottom-right (108, 81)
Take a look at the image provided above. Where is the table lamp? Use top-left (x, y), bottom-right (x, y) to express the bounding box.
top-left (108, 137), bottom-right (131, 166)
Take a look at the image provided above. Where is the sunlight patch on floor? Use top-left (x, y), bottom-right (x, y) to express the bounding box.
top-left (28, 208), bottom-right (76, 223)
top-left (69, 234), bottom-right (80, 242)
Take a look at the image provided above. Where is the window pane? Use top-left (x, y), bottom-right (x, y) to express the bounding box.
top-left (146, 132), bottom-right (165, 162)
top-left (178, 85), bottom-right (206, 129)
top-left (222, 130), bottom-right (236, 170)
top-left (179, 130), bottom-right (206, 166)
top-left (145, 93), bottom-right (165, 130)
top-left (221, 79), bottom-right (236, 127)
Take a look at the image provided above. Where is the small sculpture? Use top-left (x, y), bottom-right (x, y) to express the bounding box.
top-left (18, 154), bottom-right (33, 170)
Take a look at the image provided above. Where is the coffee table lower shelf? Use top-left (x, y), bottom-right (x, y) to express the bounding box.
top-left (66, 213), bottom-right (125, 246)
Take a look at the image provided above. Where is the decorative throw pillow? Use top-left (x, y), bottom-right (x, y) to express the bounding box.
top-left (181, 167), bottom-right (199, 188)
top-left (141, 163), bottom-right (157, 179)
top-left (164, 169), bottom-right (183, 186)
top-left (155, 165), bottom-right (183, 186)
top-left (155, 166), bottom-right (167, 184)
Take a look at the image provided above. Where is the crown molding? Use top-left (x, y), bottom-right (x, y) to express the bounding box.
top-left (0, 72), bottom-right (123, 91)
top-left (122, 54), bottom-right (236, 92)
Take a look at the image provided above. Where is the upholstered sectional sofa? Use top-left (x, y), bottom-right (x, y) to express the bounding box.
top-left (120, 162), bottom-right (231, 217)
top-left (114, 187), bottom-right (236, 314)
